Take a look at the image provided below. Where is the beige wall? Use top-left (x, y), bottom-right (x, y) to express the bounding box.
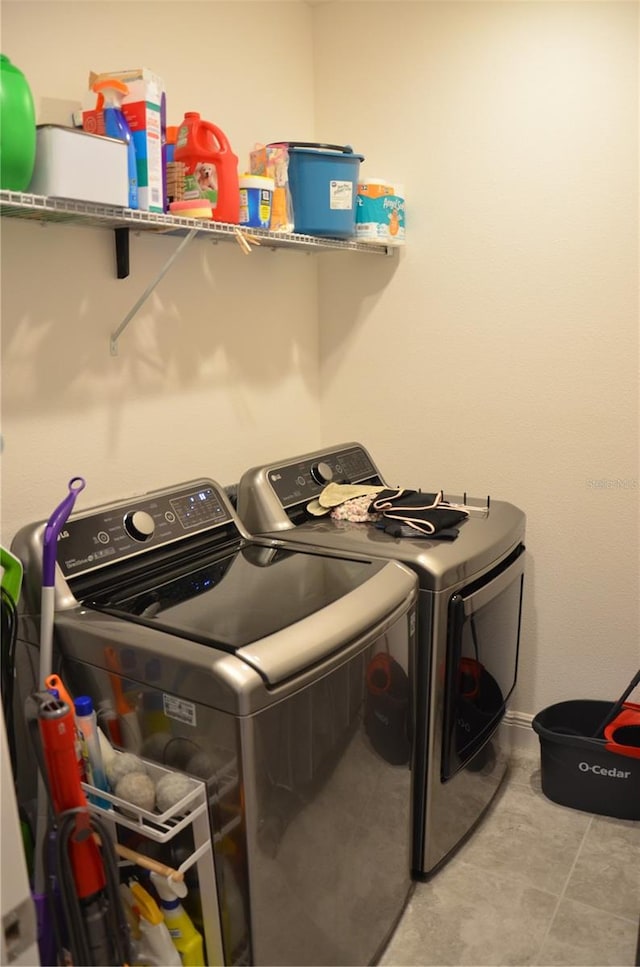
top-left (313, 1), bottom-right (639, 715)
top-left (0, 1), bottom-right (321, 541)
top-left (1, 1), bottom-right (638, 720)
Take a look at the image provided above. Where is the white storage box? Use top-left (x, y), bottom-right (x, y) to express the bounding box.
top-left (28, 124), bottom-right (128, 207)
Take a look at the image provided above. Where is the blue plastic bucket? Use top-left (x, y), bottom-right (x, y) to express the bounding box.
top-left (273, 142), bottom-right (364, 239)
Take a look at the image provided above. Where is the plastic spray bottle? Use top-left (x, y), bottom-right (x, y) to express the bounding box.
top-left (74, 695), bottom-right (110, 808)
top-left (92, 77), bottom-right (138, 209)
top-left (150, 872), bottom-right (205, 966)
top-left (129, 880), bottom-right (182, 966)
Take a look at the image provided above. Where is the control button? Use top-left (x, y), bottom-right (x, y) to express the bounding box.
top-left (296, 476), bottom-right (306, 487)
top-left (123, 510), bottom-right (156, 542)
top-left (165, 511), bottom-right (176, 523)
top-left (310, 461), bottom-right (334, 485)
top-left (97, 531), bottom-right (110, 544)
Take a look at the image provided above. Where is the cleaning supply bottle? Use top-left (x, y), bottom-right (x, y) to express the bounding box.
top-left (74, 695), bottom-right (110, 808)
top-left (45, 673), bottom-right (85, 784)
top-left (0, 54), bottom-right (36, 190)
top-left (174, 111), bottom-right (240, 223)
top-left (129, 880), bottom-right (182, 966)
top-left (119, 882), bottom-right (142, 953)
top-left (150, 872), bottom-right (205, 966)
top-left (92, 77), bottom-right (138, 209)
top-left (165, 125), bottom-right (179, 164)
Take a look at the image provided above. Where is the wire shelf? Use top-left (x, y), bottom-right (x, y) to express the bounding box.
top-left (0, 189), bottom-right (393, 256)
top-left (82, 755), bottom-right (209, 844)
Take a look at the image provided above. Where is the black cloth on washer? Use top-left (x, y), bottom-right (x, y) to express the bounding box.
top-left (380, 506), bottom-right (468, 536)
top-left (378, 521), bottom-right (462, 541)
top-left (369, 489), bottom-right (442, 512)
top-left (369, 488), bottom-right (468, 537)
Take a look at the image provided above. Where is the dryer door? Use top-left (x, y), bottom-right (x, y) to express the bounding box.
top-left (441, 545), bottom-right (525, 780)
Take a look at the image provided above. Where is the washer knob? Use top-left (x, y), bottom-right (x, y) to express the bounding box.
top-left (124, 510), bottom-right (156, 542)
top-left (310, 461), bottom-right (334, 485)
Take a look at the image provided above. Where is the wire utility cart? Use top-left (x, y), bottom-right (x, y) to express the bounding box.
top-left (84, 752), bottom-right (237, 966)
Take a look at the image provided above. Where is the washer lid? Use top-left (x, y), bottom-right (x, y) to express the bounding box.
top-left (83, 542), bottom-right (414, 685)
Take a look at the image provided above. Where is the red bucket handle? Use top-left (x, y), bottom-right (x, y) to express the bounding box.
top-left (604, 702), bottom-right (640, 759)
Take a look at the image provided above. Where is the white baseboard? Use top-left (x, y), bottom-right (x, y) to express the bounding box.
top-left (504, 709), bottom-right (539, 753)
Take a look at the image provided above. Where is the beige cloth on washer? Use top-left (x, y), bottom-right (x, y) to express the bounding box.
top-left (306, 482), bottom-right (385, 517)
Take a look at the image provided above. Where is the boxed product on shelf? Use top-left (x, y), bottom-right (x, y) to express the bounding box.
top-left (82, 68), bottom-right (165, 213)
top-left (28, 124), bottom-right (128, 206)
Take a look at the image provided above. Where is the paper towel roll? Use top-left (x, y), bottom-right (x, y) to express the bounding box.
top-left (356, 179), bottom-right (405, 245)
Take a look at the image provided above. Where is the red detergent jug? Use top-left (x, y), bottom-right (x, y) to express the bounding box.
top-left (174, 111), bottom-right (240, 223)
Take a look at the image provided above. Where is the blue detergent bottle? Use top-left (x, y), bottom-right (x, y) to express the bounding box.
top-left (93, 77), bottom-right (138, 209)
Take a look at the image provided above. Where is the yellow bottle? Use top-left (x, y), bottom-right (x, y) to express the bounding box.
top-left (150, 872), bottom-right (205, 966)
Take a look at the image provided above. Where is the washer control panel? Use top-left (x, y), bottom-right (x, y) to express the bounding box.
top-left (267, 445), bottom-right (381, 509)
top-left (57, 480), bottom-right (235, 579)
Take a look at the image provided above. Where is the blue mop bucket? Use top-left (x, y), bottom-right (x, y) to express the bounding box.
top-left (274, 142), bottom-right (364, 239)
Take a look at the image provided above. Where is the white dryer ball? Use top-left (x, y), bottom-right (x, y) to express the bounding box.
top-left (163, 737), bottom-right (200, 770)
top-left (186, 750), bottom-right (217, 779)
top-left (140, 731), bottom-right (173, 762)
top-left (107, 752), bottom-right (146, 788)
top-left (115, 771), bottom-right (156, 813)
top-left (155, 772), bottom-right (194, 814)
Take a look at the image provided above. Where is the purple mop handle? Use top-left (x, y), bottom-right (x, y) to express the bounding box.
top-left (35, 477), bottom-right (87, 962)
top-left (42, 477), bottom-right (86, 587)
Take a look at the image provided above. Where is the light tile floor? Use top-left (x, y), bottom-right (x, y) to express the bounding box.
top-left (381, 752), bottom-right (640, 966)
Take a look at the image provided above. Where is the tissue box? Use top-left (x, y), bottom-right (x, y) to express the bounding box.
top-left (28, 125), bottom-right (128, 206)
top-left (82, 68), bottom-right (165, 212)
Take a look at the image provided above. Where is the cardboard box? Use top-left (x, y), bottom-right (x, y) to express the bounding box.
top-left (82, 68), bottom-right (165, 212)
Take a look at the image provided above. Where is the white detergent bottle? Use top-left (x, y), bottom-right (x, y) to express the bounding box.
top-left (74, 695), bottom-right (110, 809)
top-left (129, 880), bottom-right (182, 966)
top-left (150, 872), bottom-right (205, 966)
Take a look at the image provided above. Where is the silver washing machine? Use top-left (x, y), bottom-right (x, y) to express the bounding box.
top-left (12, 477), bottom-right (418, 966)
top-left (237, 443), bottom-right (526, 878)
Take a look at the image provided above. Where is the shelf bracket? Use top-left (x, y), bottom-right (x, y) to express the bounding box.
top-left (114, 227), bottom-right (130, 279)
top-left (110, 228), bottom-right (198, 355)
